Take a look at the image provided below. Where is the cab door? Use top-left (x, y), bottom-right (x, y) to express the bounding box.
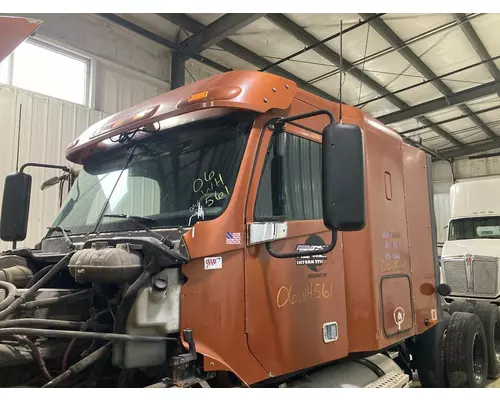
top-left (244, 121), bottom-right (349, 377)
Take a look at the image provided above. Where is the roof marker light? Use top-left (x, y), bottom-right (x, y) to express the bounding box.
top-left (188, 91), bottom-right (208, 102)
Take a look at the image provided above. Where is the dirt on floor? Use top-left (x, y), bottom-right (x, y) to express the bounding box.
top-left (487, 378), bottom-right (500, 388)
top-left (411, 377), bottom-right (500, 388)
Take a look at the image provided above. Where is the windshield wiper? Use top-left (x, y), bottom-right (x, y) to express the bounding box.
top-left (101, 214), bottom-right (174, 249)
top-left (46, 226), bottom-right (75, 250)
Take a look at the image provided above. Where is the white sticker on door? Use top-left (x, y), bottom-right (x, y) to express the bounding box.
top-left (204, 256), bottom-right (222, 270)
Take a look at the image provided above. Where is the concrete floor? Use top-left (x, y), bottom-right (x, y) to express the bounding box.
top-left (412, 375), bottom-right (500, 388)
top-left (487, 378), bottom-right (500, 388)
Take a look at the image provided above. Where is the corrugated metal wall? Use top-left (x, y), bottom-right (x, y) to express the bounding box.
top-left (96, 63), bottom-right (170, 115)
top-left (0, 84), bottom-right (108, 250)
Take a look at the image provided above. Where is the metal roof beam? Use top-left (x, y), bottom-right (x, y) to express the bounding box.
top-left (401, 103), bottom-right (500, 135)
top-left (378, 80), bottom-right (500, 125)
top-left (266, 15), bottom-right (405, 109)
top-left (439, 139), bottom-right (500, 159)
top-left (454, 13), bottom-right (500, 82)
top-left (180, 14), bottom-right (265, 52)
top-left (266, 13), bottom-right (463, 147)
top-left (171, 52), bottom-right (186, 89)
top-left (158, 13), bottom-right (339, 102)
top-left (359, 13), bottom-right (498, 140)
top-left (98, 14), bottom-right (231, 73)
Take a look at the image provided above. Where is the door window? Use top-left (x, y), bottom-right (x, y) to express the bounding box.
top-left (255, 131), bottom-right (322, 221)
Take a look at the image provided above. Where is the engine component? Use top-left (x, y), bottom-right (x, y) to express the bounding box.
top-left (0, 327), bottom-right (175, 342)
top-left (20, 289), bottom-right (91, 311)
top-left (0, 281), bottom-right (17, 311)
top-left (12, 335), bottom-right (52, 380)
top-left (0, 255), bottom-right (27, 269)
top-left (43, 342), bottom-right (112, 388)
top-left (0, 266), bottom-right (33, 288)
top-left (0, 254), bottom-right (72, 321)
top-left (121, 268), bottom-right (181, 369)
top-left (0, 318), bottom-right (110, 330)
top-left (0, 339), bottom-right (71, 367)
top-left (0, 254), bottom-right (33, 288)
top-left (68, 244), bottom-right (142, 284)
top-left (112, 270), bottom-right (152, 368)
top-left (1, 287), bottom-right (91, 322)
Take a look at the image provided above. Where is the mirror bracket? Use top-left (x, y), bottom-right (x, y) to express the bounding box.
top-left (271, 109), bottom-right (335, 134)
top-left (20, 162), bottom-right (70, 174)
top-left (265, 230), bottom-right (337, 259)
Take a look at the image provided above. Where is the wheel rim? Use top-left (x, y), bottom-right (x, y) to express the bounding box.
top-left (495, 320), bottom-right (500, 364)
top-left (473, 332), bottom-right (486, 384)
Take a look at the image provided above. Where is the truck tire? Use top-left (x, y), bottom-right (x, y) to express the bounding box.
top-left (445, 312), bottom-right (488, 388)
top-left (449, 300), bottom-right (474, 315)
top-left (474, 303), bottom-right (500, 379)
top-left (413, 311), bottom-right (450, 387)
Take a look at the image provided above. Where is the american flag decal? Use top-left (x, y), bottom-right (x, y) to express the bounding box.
top-left (225, 232), bottom-right (241, 245)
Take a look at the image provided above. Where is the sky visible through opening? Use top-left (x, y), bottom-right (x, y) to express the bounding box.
top-left (0, 41), bottom-right (87, 105)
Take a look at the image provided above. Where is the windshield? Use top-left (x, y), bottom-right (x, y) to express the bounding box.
top-left (449, 216), bottom-right (500, 240)
top-left (50, 112), bottom-right (254, 236)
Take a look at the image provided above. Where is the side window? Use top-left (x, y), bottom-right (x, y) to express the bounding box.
top-left (255, 132), bottom-right (322, 221)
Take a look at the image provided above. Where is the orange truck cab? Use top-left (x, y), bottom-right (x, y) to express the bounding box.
top-left (0, 70), bottom-right (488, 389)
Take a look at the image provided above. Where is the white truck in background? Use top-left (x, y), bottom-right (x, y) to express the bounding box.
top-left (441, 178), bottom-right (500, 305)
top-left (440, 178), bottom-right (500, 380)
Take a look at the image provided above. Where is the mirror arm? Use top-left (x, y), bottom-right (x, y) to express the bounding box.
top-left (20, 163), bottom-right (70, 174)
top-left (265, 230), bottom-right (337, 259)
top-left (278, 109), bottom-right (334, 125)
top-left (272, 109), bottom-right (335, 134)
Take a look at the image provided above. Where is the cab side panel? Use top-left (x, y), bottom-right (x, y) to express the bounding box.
top-left (401, 143), bottom-right (438, 334)
top-left (344, 115), bottom-right (416, 351)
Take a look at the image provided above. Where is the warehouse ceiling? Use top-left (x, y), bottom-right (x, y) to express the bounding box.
top-left (99, 13), bottom-right (500, 160)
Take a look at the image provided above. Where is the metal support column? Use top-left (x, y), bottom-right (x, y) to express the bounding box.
top-left (171, 52), bottom-right (186, 90)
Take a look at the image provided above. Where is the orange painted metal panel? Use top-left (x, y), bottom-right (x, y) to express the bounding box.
top-left (0, 16), bottom-right (42, 64)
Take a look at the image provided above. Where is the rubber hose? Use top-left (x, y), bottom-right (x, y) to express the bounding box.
top-left (0, 253), bottom-right (72, 321)
top-left (13, 335), bottom-right (53, 381)
top-left (0, 318), bottom-right (112, 330)
top-left (42, 342), bottom-right (112, 388)
top-left (0, 327), bottom-right (174, 342)
top-left (25, 265), bottom-right (53, 289)
top-left (20, 289), bottom-right (91, 310)
top-left (62, 309), bottom-right (111, 371)
top-left (0, 281), bottom-right (18, 311)
top-left (112, 269), bottom-right (152, 365)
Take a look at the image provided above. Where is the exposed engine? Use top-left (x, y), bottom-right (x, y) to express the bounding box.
top-left (0, 236), bottom-right (203, 388)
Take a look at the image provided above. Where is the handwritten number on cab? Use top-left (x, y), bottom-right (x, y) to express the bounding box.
top-left (277, 282), bottom-right (333, 308)
top-left (192, 172), bottom-right (230, 206)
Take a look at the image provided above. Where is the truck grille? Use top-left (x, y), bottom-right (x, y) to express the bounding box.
top-left (443, 256), bottom-right (499, 297)
top-left (443, 260), bottom-right (468, 293)
top-left (473, 260), bottom-right (498, 294)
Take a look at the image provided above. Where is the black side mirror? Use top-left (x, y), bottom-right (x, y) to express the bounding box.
top-left (0, 172), bottom-right (32, 242)
top-left (322, 123), bottom-right (366, 231)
